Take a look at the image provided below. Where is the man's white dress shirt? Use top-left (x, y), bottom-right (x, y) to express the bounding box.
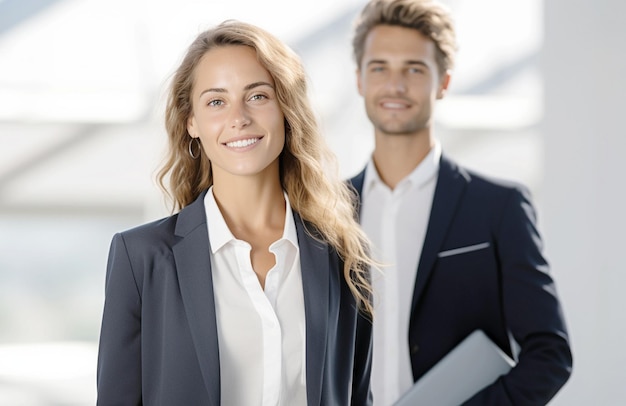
top-left (205, 187), bottom-right (307, 406)
top-left (360, 143), bottom-right (441, 405)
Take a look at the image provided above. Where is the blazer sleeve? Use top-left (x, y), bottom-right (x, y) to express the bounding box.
top-left (97, 233), bottom-right (143, 406)
top-left (463, 187), bottom-right (573, 406)
top-left (351, 309), bottom-right (374, 406)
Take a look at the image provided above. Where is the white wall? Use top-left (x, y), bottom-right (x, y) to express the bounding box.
top-left (543, 1), bottom-right (626, 404)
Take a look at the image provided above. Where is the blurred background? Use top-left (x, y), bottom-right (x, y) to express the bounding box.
top-left (0, 0), bottom-right (624, 404)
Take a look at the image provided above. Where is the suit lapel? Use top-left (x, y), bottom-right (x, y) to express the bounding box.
top-left (410, 155), bottom-right (468, 313)
top-left (295, 213), bottom-right (329, 406)
top-left (348, 167), bottom-right (366, 221)
top-left (173, 191), bottom-right (220, 406)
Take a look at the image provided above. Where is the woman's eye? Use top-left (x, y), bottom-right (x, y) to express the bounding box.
top-left (249, 94), bottom-right (267, 101)
top-left (208, 99), bottom-right (223, 107)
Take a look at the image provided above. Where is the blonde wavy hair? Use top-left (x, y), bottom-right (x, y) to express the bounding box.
top-left (157, 20), bottom-right (374, 316)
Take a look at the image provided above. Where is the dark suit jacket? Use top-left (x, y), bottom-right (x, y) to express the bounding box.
top-left (97, 190), bottom-right (373, 405)
top-left (349, 154), bottom-right (572, 405)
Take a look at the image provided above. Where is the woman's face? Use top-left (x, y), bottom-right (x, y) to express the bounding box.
top-left (187, 45), bottom-right (285, 181)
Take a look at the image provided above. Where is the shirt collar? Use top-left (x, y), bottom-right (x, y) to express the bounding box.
top-left (363, 140), bottom-right (441, 195)
top-left (204, 186), bottom-right (298, 254)
top-left (273, 192), bottom-right (299, 253)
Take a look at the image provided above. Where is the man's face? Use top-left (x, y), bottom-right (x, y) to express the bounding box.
top-left (357, 25), bottom-right (450, 137)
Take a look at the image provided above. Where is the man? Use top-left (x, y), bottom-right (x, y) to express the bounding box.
top-left (348, 0), bottom-right (572, 404)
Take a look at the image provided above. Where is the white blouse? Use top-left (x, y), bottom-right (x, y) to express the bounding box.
top-left (204, 188), bottom-right (307, 406)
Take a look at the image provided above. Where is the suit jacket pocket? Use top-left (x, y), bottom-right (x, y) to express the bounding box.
top-left (437, 242), bottom-right (490, 258)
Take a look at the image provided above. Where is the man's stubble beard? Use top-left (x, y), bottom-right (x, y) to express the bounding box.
top-left (374, 116), bottom-right (430, 137)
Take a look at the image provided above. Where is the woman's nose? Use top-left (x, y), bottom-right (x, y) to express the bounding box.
top-left (230, 104), bottom-right (251, 128)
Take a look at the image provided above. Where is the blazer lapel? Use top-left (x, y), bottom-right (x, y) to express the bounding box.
top-left (410, 155), bottom-right (468, 313)
top-left (173, 191), bottom-right (220, 406)
top-left (295, 213), bottom-right (329, 406)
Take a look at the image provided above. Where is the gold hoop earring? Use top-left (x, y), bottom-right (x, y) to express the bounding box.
top-left (188, 138), bottom-right (201, 159)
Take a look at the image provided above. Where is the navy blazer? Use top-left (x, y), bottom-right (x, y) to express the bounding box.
top-left (97, 190), bottom-right (373, 405)
top-left (350, 154), bottom-right (572, 405)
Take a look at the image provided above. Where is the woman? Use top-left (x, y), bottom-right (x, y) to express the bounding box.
top-left (96, 20), bottom-right (374, 405)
